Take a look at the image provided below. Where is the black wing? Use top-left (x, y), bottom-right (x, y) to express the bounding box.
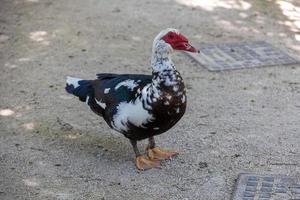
top-left (88, 73), bottom-right (152, 116)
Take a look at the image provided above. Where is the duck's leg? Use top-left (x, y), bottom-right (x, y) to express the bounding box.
top-left (147, 137), bottom-right (178, 160)
top-left (130, 139), bottom-right (160, 170)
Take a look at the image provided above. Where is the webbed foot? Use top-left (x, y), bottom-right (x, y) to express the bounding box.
top-left (147, 147), bottom-right (178, 160)
top-left (136, 155), bottom-right (161, 170)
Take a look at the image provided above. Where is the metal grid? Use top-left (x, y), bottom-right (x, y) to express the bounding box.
top-left (186, 41), bottom-right (299, 71)
top-left (233, 173), bottom-right (300, 200)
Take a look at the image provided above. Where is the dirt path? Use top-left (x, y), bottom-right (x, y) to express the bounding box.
top-left (1, 0), bottom-right (300, 199)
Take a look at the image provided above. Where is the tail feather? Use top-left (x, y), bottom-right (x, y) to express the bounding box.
top-left (65, 76), bottom-right (93, 102)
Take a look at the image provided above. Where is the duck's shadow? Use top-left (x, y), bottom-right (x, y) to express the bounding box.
top-left (61, 131), bottom-right (135, 164)
top-left (35, 122), bottom-right (135, 164)
top-left (34, 121), bottom-right (155, 170)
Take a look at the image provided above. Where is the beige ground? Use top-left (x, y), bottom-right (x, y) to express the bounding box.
top-left (1, 0), bottom-right (300, 199)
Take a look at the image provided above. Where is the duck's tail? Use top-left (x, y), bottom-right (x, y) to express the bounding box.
top-left (65, 76), bottom-right (93, 102)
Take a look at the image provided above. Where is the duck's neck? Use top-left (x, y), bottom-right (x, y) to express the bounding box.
top-left (140, 47), bottom-right (184, 110)
top-left (150, 49), bottom-right (183, 95)
top-left (151, 48), bottom-right (174, 72)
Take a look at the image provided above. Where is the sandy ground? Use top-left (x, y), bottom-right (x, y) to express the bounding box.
top-left (1, 0), bottom-right (300, 199)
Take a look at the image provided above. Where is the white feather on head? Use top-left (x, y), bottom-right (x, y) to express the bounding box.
top-left (152, 28), bottom-right (180, 52)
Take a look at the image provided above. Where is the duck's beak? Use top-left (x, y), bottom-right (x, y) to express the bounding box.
top-left (174, 41), bottom-right (198, 53)
top-left (173, 34), bottom-right (199, 53)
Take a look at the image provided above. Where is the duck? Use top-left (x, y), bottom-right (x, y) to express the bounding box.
top-left (65, 28), bottom-right (198, 170)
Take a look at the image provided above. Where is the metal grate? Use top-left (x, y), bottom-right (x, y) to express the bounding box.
top-left (186, 41), bottom-right (299, 71)
top-left (233, 173), bottom-right (300, 200)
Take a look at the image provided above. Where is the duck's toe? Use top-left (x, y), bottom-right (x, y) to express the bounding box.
top-left (136, 155), bottom-right (161, 170)
top-left (147, 147), bottom-right (178, 160)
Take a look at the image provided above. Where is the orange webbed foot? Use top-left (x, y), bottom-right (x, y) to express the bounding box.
top-left (136, 155), bottom-right (161, 170)
top-left (147, 147), bottom-right (178, 160)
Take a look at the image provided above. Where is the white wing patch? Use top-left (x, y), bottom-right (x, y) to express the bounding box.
top-left (95, 98), bottom-right (106, 109)
top-left (181, 95), bottom-right (186, 103)
top-left (85, 96), bottom-right (89, 104)
top-left (104, 88), bottom-right (110, 94)
top-left (141, 84), bottom-right (153, 110)
top-left (66, 76), bottom-right (82, 88)
top-left (115, 80), bottom-right (138, 91)
top-left (112, 98), bottom-right (154, 132)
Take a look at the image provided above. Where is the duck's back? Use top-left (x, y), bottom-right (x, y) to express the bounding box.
top-left (92, 73), bottom-right (152, 105)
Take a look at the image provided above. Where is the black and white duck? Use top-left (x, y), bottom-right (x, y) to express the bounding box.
top-left (65, 28), bottom-right (198, 170)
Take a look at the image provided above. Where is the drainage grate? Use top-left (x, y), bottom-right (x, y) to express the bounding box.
top-left (233, 173), bottom-right (300, 200)
top-left (187, 41), bottom-right (299, 71)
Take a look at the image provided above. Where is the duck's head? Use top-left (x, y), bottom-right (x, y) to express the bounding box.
top-left (152, 28), bottom-right (198, 54)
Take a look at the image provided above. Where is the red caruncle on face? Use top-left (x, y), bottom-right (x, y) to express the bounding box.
top-left (161, 31), bottom-right (197, 53)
